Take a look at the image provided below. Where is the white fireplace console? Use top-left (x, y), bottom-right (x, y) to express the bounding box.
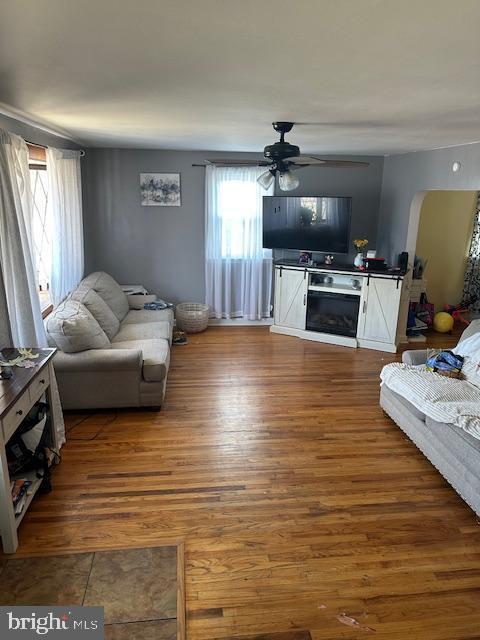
top-left (271, 264), bottom-right (405, 353)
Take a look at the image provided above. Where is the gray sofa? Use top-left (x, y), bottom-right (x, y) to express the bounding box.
top-left (380, 320), bottom-right (480, 516)
top-left (46, 272), bottom-right (173, 410)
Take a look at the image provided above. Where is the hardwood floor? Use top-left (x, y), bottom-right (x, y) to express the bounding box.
top-left (8, 327), bottom-right (480, 639)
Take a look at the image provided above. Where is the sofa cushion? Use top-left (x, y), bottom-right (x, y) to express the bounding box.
top-left (424, 416), bottom-right (480, 499)
top-left (46, 300), bottom-right (111, 353)
top-left (71, 286), bottom-right (120, 340)
top-left (425, 416), bottom-right (480, 455)
top-left (113, 321), bottom-right (172, 344)
top-left (81, 272), bottom-right (129, 322)
top-left (111, 338), bottom-right (170, 382)
top-left (122, 308), bottom-right (174, 326)
top-left (386, 387), bottom-right (426, 422)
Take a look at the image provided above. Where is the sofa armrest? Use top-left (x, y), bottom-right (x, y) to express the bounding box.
top-left (402, 349), bottom-right (428, 366)
top-left (53, 348), bottom-right (143, 373)
top-left (126, 294), bottom-right (158, 310)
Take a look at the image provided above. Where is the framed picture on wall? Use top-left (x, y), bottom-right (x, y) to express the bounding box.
top-left (140, 173), bottom-right (181, 206)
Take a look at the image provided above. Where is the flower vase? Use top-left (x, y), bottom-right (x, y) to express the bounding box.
top-left (354, 252), bottom-right (364, 268)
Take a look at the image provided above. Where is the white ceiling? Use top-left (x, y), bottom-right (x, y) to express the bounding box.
top-left (1, 0), bottom-right (479, 154)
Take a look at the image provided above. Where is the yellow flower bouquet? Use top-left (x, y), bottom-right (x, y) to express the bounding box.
top-left (353, 238), bottom-right (368, 252)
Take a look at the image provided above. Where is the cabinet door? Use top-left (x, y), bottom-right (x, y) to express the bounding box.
top-left (274, 268), bottom-right (308, 329)
top-left (358, 277), bottom-right (402, 344)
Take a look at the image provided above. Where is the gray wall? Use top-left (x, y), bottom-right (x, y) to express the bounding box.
top-left (82, 149), bottom-right (384, 303)
top-left (377, 142), bottom-right (480, 264)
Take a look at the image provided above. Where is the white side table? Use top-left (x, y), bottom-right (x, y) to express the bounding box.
top-left (0, 348), bottom-right (60, 553)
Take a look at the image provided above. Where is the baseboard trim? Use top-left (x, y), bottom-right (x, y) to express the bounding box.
top-left (209, 318), bottom-right (273, 326)
top-left (357, 338), bottom-right (397, 353)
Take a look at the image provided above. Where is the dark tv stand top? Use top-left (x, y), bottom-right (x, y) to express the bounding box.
top-left (274, 259), bottom-right (406, 277)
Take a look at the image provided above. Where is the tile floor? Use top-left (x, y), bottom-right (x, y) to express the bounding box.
top-left (0, 546), bottom-right (178, 639)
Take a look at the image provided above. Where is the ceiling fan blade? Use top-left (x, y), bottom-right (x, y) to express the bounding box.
top-left (286, 155), bottom-right (369, 168)
top-left (292, 121), bottom-right (393, 128)
top-left (310, 159), bottom-right (370, 168)
top-left (205, 159), bottom-right (271, 167)
top-left (284, 155), bottom-right (325, 165)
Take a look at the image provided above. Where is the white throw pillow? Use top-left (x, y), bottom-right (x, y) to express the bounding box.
top-left (80, 272), bottom-right (129, 321)
top-left (71, 286), bottom-right (120, 339)
top-left (47, 300), bottom-right (111, 353)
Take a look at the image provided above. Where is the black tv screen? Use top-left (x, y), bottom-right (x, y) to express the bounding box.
top-left (262, 196), bottom-right (352, 253)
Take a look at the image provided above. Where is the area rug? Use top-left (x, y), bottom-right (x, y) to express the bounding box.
top-left (0, 543), bottom-right (185, 639)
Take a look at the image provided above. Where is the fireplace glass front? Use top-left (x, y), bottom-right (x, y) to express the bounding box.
top-left (306, 290), bottom-right (360, 337)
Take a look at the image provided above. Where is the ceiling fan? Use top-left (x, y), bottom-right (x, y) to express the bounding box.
top-left (204, 122), bottom-right (369, 191)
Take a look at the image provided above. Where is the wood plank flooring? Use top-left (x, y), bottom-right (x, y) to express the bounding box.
top-left (6, 327), bottom-right (480, 640)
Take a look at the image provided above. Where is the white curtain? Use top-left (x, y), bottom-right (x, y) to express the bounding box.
top-left (47, 148), bottom-right (84, 305)
top-left (0, 129), bottom-right (65, 447)
top-left (0, 260), bottom-right (11, 348)
top-left (205, 166), bottom-right (273, 320)
top-left (0, 129), bottom-right (46, 346)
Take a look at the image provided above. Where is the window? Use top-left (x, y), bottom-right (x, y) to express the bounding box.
top-left (218, 179), bottom-right (260, 258)
top-left (205, 166), bottom-right (273, 320)
top-left (28, 144), bottom-right (52, 313)
top-left (212, 168), bottom-right (272, 259)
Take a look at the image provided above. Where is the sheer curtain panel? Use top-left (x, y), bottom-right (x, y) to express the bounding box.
top-left (0, 129), bottom-right (66, 446)
top-left (0, 129), bottom-right (46, 346)
top-left (205, 165), bottom-right (273, 320)
top-left (47, 148), bottom-right (84, 305)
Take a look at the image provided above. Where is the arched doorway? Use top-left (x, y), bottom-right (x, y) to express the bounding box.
top-left (399, 189), bottom-right (478, 341)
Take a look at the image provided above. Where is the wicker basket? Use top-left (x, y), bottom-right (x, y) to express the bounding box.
top-left (175, 303), bottom-right (210, 333)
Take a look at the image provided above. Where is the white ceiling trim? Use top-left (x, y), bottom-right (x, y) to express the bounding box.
top-left (386, 138), bottom-right (480, 157)
top-left (0, 102), bottom-right (82, 145)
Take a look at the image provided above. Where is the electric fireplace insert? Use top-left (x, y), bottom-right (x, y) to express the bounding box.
top-left (306, 290), bottom-right (360, 337)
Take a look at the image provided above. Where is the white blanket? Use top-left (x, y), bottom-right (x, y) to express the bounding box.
top-left (380, 362), bottom-right (480, 440)
top-left (453, 331), bottom-right (480, 358)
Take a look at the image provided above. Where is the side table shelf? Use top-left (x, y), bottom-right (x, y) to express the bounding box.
top-left (0, 348), bottom-right (60, 554)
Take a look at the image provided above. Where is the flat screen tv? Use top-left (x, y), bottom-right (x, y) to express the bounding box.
top-left (262, 196), bottom-right (352, 253)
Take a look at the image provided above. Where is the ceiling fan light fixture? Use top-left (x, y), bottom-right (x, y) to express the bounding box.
top-left (278, 170), bottom-right (300, 191)
top-left (257, 169), bottom-right (275, 190)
